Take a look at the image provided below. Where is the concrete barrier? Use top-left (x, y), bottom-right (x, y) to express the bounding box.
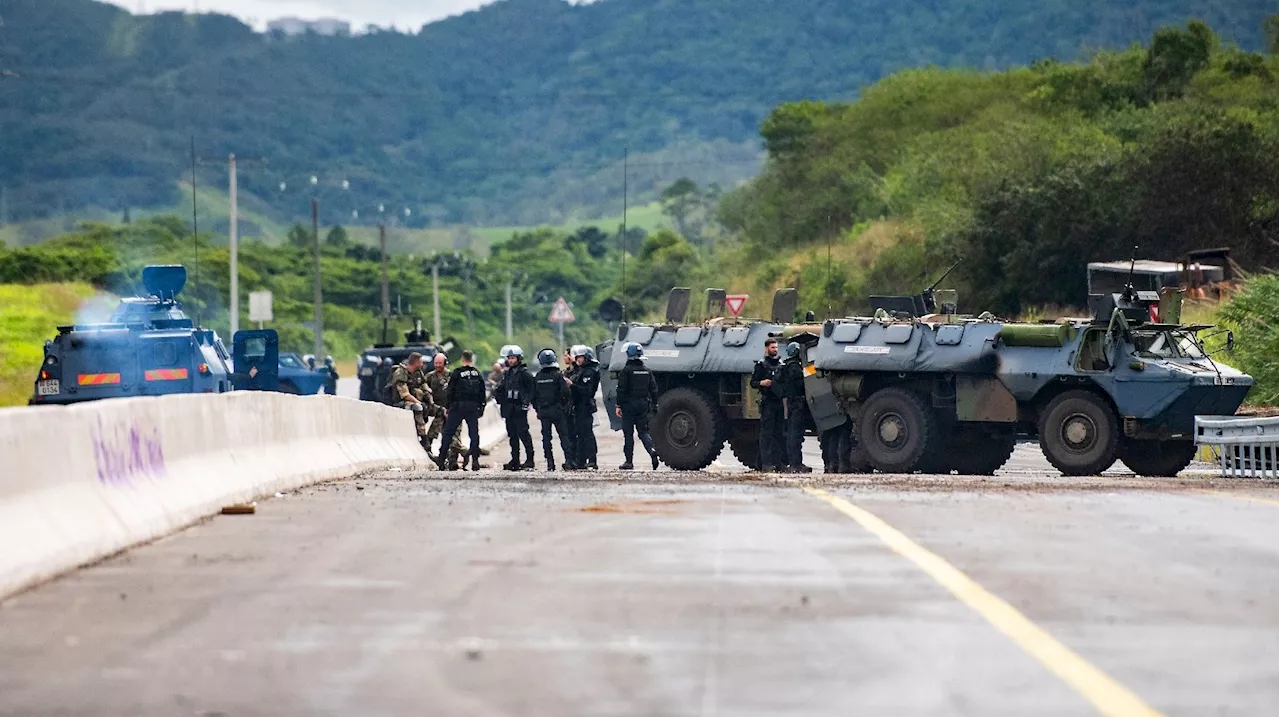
top-left (0, 392), bottom-right (428, 599)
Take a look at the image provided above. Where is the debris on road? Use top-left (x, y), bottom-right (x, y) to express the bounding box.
top-left (220, 503), bottom-right (256, 515)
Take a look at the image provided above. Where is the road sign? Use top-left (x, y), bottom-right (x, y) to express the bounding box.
top-left (549, 297), bottom-right (575, 323)
top-left (249, 291), bottom-right (273, 322)
top-left (725, 294), bottom-right (748, 318)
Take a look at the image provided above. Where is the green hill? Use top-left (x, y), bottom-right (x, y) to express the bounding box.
top-left (0, 0), bottom-right (1273, 237)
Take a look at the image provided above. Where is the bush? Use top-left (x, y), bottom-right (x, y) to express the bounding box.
top-left (1215, 274), bottom-right (1278, 405)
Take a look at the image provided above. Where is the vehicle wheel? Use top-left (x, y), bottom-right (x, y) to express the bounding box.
top-left (652, 387), bottom-right (725, 470)
top-left (858, 387), bottom-right (940, 473)
top-left (1037, 390), bottom-right (1119, 476)
top-left (278, 381), bottom-right (300, 395)
top-left (728, 438), bottom-right (760, 470)
top-left (1119, 440), bottom-right (1196, 477)
top-left (948, 427), bottom-right (1016, 476)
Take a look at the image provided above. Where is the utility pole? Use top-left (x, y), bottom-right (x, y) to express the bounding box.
top-left (621, 147), bottom-right (628, 322)
top-left (505, 277), bottom-right (514, 341)
top-left (311, 198), bottom-right (324, 357)
top-left (431, 257), bottom-right (442, 342)
top-left (228, 154), bottom-right (239, 336)
top-left (379, 222), bottom-right (390, 344)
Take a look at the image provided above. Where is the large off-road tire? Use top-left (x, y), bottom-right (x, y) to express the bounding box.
top-left (1038, 390), bottom-right (1119, 476)
top-left (652, 387), bottom-right (725, 471)
top-left (948, 427), bottom-right (1016, 476)
top-left (858, 387), bottom-right (940, 474)
top-left (728, 438), bottom-right (760, 470)
top-left (1119, 440), bottom-right (1196, 477)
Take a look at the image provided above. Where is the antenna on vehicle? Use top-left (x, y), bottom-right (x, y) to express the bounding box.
top-left (619, 146), bottom-right (628, 323)
top-left (1122, 245), bottom-right (1138, 302)
top-left (189, 135), bottom-right (200, 327)
top-left (825, 214), bottom-right (832, 320)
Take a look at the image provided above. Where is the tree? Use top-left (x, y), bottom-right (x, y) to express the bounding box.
top-left (324, 224), bottom-right (349, 248)
top-left (287, 224), bottom-right (312, 249)
top-left (1142, 21), bottom-right (1217, 100)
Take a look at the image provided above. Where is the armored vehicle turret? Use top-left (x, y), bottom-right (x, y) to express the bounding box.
top-left (30, 265), bottom-right (266, 404)
top-left (602, 273), bottom-right (1253, 477)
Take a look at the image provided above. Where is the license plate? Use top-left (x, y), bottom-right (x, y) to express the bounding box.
top-left (37, 379), bottom-right (60, 396)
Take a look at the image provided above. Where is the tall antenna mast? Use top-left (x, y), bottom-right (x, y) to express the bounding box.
top-left (620, 147), bottom-right (628, 322)
top-left (825, 214), bottom-right (832, 319)
top-left (189, 136), bottom-right (200, 325)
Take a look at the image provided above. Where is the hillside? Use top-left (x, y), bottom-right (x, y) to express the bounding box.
top-left (0, 282), bottom-right (98, 406)
top-left (0, 0), bottom-right (1274, 237)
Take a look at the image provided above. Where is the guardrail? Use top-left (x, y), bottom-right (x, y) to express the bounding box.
top-left (1194, 416), bottom-right (1279, 479)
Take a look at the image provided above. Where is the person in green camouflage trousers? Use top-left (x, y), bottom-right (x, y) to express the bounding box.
top-left (388, 353), bottom-right (430, 452)
top-left (423, 353), bottom-right (464, 465)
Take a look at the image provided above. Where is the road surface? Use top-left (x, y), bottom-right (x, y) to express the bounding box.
top-left (1, 420), bottom-right (1275, 716)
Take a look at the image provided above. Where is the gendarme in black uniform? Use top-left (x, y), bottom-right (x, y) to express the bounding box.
top-left (570, 349), bottom-right (601, 470)
top-left (531, 350), bottom-right (573, 471)
top-left (780, 343), bottom-right (812, 472)
top-left (615, 346), bottom-right (660, 470)
top-left (750, 343), bottom-right (785, 471)
top-left (436, 357), bottom-right (488, 471)
top-left (497, 349), bottom-right (536, 470)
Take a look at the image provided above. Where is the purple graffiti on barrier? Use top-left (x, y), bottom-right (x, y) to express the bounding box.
top-left (92, 417), bottom-right (166, 485)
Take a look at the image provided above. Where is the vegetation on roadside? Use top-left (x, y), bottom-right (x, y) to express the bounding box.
top-left (0, 282), bottom-right (97, 406)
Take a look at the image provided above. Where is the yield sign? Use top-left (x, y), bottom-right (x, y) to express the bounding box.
top-left (548, 297), bottom-right (576, 323)
top-left (725, 294), bottom-right (748, 318)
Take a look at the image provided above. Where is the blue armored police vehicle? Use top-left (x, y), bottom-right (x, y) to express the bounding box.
top-left (30, 265), bottom-right (276, 404)
top-left (601, 276), bottom-right (1252, 477)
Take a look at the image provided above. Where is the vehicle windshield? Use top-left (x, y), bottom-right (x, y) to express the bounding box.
top-left (1130, 329), bottom-right (1206, 359)
top-left (279, 355), bottom-right (304, 368)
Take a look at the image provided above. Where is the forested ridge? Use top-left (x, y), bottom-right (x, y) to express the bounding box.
top-left (0, 0), bottom-right (1273, 230)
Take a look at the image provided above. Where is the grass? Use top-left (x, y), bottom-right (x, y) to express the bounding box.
top-left (0, 282), bottom-right (99, 406)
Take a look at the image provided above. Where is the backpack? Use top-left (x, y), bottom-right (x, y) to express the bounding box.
top-left (379, 365), bottom-right (401, 405)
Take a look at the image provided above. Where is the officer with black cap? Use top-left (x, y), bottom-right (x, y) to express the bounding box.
top-left (532, 348), bottom-right (573, 471)
top-left (614, 342), bottom-right (660, 471)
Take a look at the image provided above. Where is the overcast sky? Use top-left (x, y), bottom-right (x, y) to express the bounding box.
top-left (102, 0), bottom-right (501, 32)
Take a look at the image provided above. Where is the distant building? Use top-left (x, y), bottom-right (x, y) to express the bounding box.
top-left (266, 17), bottom-right (351, 37)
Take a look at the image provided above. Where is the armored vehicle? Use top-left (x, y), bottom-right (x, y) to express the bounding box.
top-left (30, 265), bottom-right (268, 405)
top-left (602, 277), bottom-right (1253, 477)
top-left (355, 320), bottom-right (454, 402)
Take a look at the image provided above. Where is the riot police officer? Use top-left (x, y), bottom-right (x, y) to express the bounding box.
top-left (781, 341), bottom-right (812, 473)
top-left (387, 352), bottom-right (430, 453)
top-left (436, 350), bottom-right (488, 472)
top-left (424, 352), bottom-right (466, 467)
top-left (750, 338), bottom-right (785, 471)
top-left (570, 345), bottom-right (600, 470)
top-left (562, 346), bottom-right (583, 469)
top-left (531, 348), bottom-right (573, 471)
top-left (498, 345), bottom-right (536, 471)
top-left (615, 343), bottom-right (660, 471)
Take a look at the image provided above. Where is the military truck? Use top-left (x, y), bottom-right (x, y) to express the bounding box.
top-left (30, 265), bottom-right (274, 404)
top-left (601, 278), bottom-right (1253, 477)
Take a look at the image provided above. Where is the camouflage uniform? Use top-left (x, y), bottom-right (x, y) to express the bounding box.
top-left (390, 363), bottom-right (429, 437)
top-left (424, 368), bottom-right (463, 459)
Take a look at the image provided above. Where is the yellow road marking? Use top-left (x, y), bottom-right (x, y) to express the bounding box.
top-left (803, 487), bottom-right (1163, 717)
top-left (1188, 489), bottom-right (1279, 506)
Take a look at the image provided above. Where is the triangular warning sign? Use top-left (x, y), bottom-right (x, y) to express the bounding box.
top-left (725, 294), bottom-right (748, 318)
top-left (548, 297), bottom-right (575, 323)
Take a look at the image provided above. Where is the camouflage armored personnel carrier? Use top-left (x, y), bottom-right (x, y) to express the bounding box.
top-left (601, 274), bottom-right (1253, 477)
top-left (30, 265), bottom-right (273, 404)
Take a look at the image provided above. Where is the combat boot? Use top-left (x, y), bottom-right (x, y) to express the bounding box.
top-left (470, 454), bottom-right (482, 472)
top-left (521, 457), bottom-right (535, 470)
top-left (650, 450), bottom-right (660, 470)
top-left (619, 460), bottom-right (634, 470)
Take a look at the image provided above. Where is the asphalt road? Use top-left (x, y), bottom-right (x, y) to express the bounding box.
top-left (1, 421), bottom-right (1276, 717)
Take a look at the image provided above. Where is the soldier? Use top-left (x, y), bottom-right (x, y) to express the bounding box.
top-left (436, 350), bottom-right (488, 472)
top-left (781, 341), bottom-right (813, 473)
top-left (614, 343), bottom-right (660, 471)
top-left (569, 344), bottom-right (600, 470)
top-left (531, 348), bottom-right (573, 471)
top-left (499, 345), bottom-right (536, 471)
top-left (387, 352), bottom-right (430, 453)
top-left (488, 361), bottom-right (505, 401)
top-left (424, 353), bottom-right (466, 467)
top-left (750, 338), bottom-right (785, 471)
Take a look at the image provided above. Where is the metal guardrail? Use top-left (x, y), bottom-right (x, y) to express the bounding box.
top-left (1195, 416), bottom-right (1279, 479)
